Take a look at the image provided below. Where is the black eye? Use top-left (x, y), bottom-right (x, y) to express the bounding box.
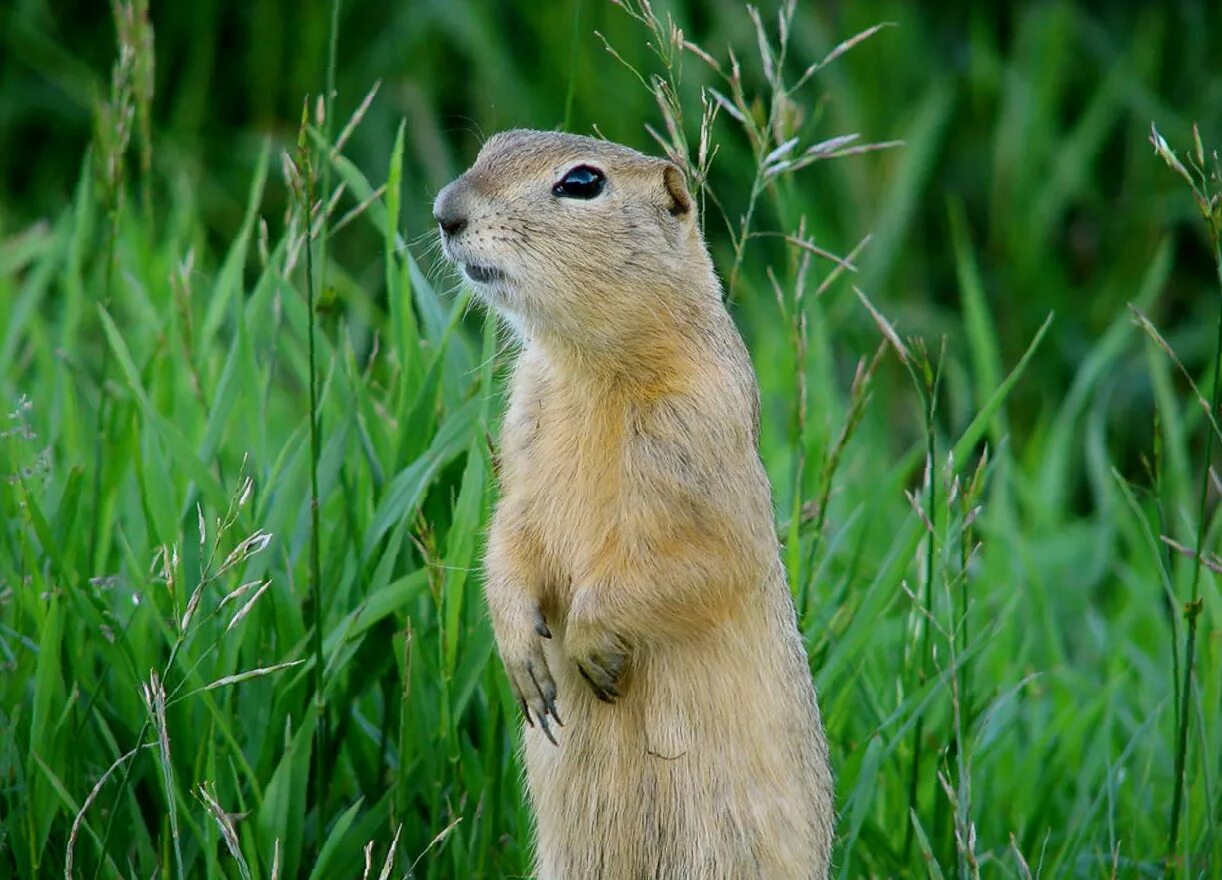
top-left (552, 165), bottom-right (606, 199)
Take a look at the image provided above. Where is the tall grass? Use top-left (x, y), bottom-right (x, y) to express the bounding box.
top-left (1147, 124), bottom-right (1222, 876)
top-left (1, 1), bottom-right (1220, 878)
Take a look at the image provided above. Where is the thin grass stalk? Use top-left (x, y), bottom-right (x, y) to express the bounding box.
top-left (803, 342), bottom-right (885, 582)
top-left (904, 342), bottom-right (943, 860)
top-left (956, 451), bottom-right (985, 756)
top-left (953, 670), bottom-right (972, 880)
top-left (318, 0), bottom-right (342, 297)
top-left (130, 0), bottom-right (154, 228)
top-left (950, 454), bottom-right (986, 879)
top-left (301, 26), bottom-right (343, 739)
top-left (305, 35), bottom-right (341, 778)
top-left (958, 518), bottom-right (971, 730)
top-left (394, 619), bottom-right (414, 827)
top-left (326, 0), bottom-right (341, 130)
top-left (65, 743), bottom-right (145, 879)
top-left (720, 4), bottom-right (790, 297)
top-left (89, 1), bottom-right (141, 567)
top-left (779, 235), bottom-right (811, 594)
top-left (1143, 410), bottom-right (1185, 784)
top-left (296, 119), bottom-right (329, 848)
top-left (563, 0), bottom-right (584, 130)
top-left (90, 176), bottom-right (124, 566)
top-left (144, 672), bottom-right (184, 880)
top-left (1167, 200), bottom-right (1222, 876)
top-left (728, 174), bottom-right (768, 297)
top-left (89, 218), bottom-right (118, 568)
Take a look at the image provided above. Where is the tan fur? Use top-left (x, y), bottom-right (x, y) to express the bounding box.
top-left (434, 130), bottom-right (834, 879)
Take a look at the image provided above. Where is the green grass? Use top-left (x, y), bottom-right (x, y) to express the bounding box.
top-left (2, 1), bottom-right (1221, 877)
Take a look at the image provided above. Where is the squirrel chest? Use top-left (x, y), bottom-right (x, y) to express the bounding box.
top-left (497, 361), bottom-right (662, 607)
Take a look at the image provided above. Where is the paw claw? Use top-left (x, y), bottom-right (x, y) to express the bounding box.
top-left (502, 621), bottom-right (562, 746)
top-left (536, 709), bottom-right (558, 745)
top-left (574, 640), bottom-right (627, 703)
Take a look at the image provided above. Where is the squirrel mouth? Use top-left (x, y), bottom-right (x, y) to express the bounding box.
top-left (463, 263), bottom-right (505, 284)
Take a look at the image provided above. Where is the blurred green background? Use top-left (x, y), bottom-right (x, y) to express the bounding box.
top-left (2, 0), bottom-right (1221, 877)
top-left (3, 1), bottom-right (1220, 410)
top-left (3, 1), bottom-right (1221, 436)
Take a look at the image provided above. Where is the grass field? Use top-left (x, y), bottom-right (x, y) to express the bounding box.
top-left (2, 0), bottom-right (1221, 877)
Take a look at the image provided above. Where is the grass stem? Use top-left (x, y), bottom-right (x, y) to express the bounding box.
top-left (89, 216), bottom-right (117, 569)
top-left (1167, 207), bottom-right (1222, 876)
top-left (903, 343), bottom-right (942, 860)
top-left (298, 132), bottom-right (329, 851)
top-left (563, 0), bottom-right (584, 131)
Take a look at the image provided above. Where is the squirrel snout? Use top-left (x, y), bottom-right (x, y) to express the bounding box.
top-left (435, 210), bottom-right (467, 237)
top-left (433, 184), bottom-right (468, 238)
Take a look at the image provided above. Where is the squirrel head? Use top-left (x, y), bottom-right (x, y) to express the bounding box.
top-left (434, 130), bottom-right (719, 356)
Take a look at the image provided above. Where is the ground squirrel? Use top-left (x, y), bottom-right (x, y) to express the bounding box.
top-left (434, 129), bottom-right (834, 879)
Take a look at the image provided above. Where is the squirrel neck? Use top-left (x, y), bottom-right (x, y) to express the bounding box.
top-left (526, 287), bottom-right (716, 394)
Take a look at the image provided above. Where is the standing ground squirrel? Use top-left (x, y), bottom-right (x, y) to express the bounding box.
top-left (434, 130), bottom-right (834, 879)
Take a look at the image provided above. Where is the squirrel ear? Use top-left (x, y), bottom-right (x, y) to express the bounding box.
top-left (662, 163), bottom-right (692, 218)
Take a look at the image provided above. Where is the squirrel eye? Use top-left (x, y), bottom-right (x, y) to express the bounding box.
top-left (552, 165), bottom-right (606, 199)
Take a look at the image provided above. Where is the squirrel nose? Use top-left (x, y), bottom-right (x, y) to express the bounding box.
top-left (434, 210), bottom-right (467, 237)
top-left (433, 181), bottom-right (470, 237)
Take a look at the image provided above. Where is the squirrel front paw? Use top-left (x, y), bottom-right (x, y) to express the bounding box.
top-left (566, 618), bottom-right (629, 704)
top-left (499, 608), bottom-right (563, 744)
